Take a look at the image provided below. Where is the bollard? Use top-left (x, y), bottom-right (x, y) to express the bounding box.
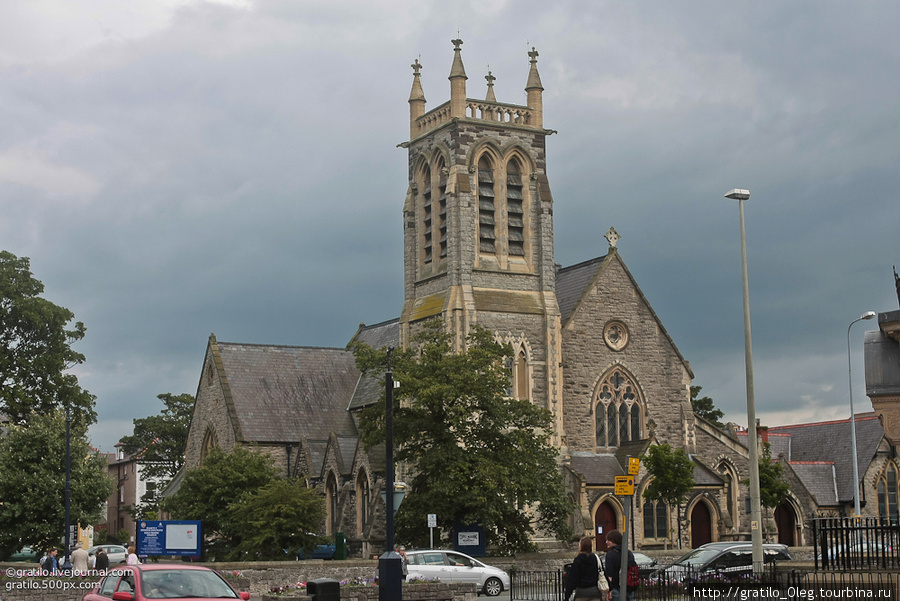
top-left (307, 578), bottom-right (341, 601)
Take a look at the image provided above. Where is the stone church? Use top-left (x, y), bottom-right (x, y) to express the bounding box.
top-left (181, 40), bottom-right (900, 556)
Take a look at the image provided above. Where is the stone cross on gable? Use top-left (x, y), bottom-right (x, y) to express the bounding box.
top-left (605, 227), bottom-right (620, 248)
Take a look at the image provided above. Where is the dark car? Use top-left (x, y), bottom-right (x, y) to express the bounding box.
top-left (660, 542), bottom-right (793, 582)
top-left (296, 543), bottom-right (335, 560)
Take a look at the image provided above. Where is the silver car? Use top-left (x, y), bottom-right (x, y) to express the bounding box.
top-left (406, 549), bottom-right (509, 596)
top-left (87, 544), bottom-right (128, 565)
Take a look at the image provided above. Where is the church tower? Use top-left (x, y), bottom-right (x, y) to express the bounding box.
top-left (399, 40), bottom-right (565, 447)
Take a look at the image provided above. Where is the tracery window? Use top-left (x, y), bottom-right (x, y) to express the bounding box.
top-left (877, 462), bottom-right (899, 523)
top-left (594, 368), bottom-right (642, 448)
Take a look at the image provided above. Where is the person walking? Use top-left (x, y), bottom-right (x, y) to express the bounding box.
top-left (40, 548), bottom-right (59, 574)
top-left (604, 530), bottom-right (637, 601)
top-left (94, 548), bottom-right (110, 572)
top-left (565, 537), bottom-right (608, 601)
top-left (126, 545), bottom-right (140, 565)
top-left (398, 546), bottom-right (409, 581)
top-left (71, 542), bottom-right (90, 575)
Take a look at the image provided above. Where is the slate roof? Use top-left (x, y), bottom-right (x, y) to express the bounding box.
top-left (216, 342), bottom-right (359, 443)
top-left (556, 256), bottom-right (607, 323)
top-left (763, 414), bottom-right (885, 504)
top-left (568, 453), bottom-right (624, 484)
top-left (347, 319), bottom-right (400, 411)
top-left (789, 462), bottom-right (839, 506)
top-left (693, 458), bottom-right (725, 486)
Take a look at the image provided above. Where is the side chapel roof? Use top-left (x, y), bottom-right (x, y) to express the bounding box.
top-left (214, 340), bottom-right (359, 443)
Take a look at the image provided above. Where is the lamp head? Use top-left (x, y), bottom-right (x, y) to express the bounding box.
top-left (725, 189), bottom-right (751, 201)
top-left (861, 311), bottom-right (877, 320)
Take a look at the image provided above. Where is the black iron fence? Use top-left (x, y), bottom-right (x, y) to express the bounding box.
top-left (511, 567), bottom-right (899, 601)
top-left (811, 516), bottom-right (900, 570)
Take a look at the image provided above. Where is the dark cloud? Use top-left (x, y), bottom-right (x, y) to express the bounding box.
top-left (1, 1), bottom-right (898, 450)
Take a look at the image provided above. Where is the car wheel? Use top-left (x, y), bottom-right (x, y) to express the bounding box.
top-left (483, 577), bottom-right (503, 597)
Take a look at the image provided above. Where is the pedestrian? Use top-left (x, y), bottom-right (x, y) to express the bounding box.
top-left (71, 542), bottom-right (90, 575)
top-left (40, 548), bottom-right (59, 574)
top-left (398, 546), bottom-right (408, 581)
top-left (126, 545), bottom-right (140, 565)
top-left (603, 530), bottom-right (637, 601)
top-left (94, 548), bottom-right (110, 572)
top-left (564, 537), bottom-right (608, 601)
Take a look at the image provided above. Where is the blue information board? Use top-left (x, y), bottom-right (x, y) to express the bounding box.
top-left (137, 520), bottom-right (202, 557)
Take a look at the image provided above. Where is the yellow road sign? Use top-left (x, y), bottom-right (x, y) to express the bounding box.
top-left (614, 475), bottom-right (634, 496)
top-left (627, 457), bottom-right (640, 476)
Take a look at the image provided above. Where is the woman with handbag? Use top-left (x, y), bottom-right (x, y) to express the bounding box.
top-left (564, 537), bottom-right (609, 601)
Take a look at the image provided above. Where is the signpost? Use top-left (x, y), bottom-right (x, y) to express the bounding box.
top-left (137, 521), bottom-right (202, 558)
top-left (427, 514), bottom-right (437, 549)
top-left (616, 457), bottom-right (640, 601)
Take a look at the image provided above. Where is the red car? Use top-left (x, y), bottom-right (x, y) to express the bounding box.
top-left (83, 564), bottom-right (250, 601)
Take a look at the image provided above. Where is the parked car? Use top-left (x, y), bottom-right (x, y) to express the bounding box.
top-left (83, 564), bottom-right (250, 601)
top-left (818, 541), bottom-right (893, 562)
top-left (7, 546), bottom-right (40, 562)
top-left (87, 545), bottom-right (128, 566)
top-left (658, 542), bottom-right (793, 582)
top-left (296, 543), bottom-right (335, 560)
top-left (632, 551), bottom-right (658, 577)
top-left (405, 549), bottom-right (510, 596)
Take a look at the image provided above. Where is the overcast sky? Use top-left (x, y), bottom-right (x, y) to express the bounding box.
top-left (2, 1), bottom-right (898, 453)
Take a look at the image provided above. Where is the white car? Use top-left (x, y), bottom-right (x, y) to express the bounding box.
top-left (406, 549), bottom-right (509, 596)
top-left (87, 544), bottom-right (128, 565)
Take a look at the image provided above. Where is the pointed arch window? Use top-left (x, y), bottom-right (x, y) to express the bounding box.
top-left (356, 470), bottom-right (369, 537)
top-left (594, 368), bottom-right (643, 448)
top-left (325, 473), bottom-right (338, 536)
top-left (877, 463), bottom-right (899, 523)
top-left (643, 499), bottom-right (669, 540)
top-left (477, 156), bottom-right (496, 254)
top-left (436, 157), bottom-right (448, 260)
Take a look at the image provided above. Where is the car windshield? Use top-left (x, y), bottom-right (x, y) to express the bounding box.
top-left (140, 570), bottom-right (238, 599)
top-left (674, 548), bottom-right (721, 567)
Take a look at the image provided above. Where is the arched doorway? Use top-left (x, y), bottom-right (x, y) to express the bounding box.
top-left (595, 501), bottom-right (618, 551)
top-left (690, 502), bottom-right (713, 548)
top-left (774, 502), bottom-right (796, 546)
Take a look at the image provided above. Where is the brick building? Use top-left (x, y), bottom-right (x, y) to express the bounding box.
top-left (182, 40), bottom-right (899, 555)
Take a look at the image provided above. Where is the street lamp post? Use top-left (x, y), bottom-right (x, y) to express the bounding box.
top-left (725, 188), bottom-right (763, 573)
top-left (379, 348), bottom-right (402, 601)
top-left (848, 311), bottom-right (877, 518)
top-left (61, 406), bottom-right (73, 571)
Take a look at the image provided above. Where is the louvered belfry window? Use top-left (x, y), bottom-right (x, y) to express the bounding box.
top-left (422, 164), bottom-right (433, 264)
top-left (507, 159), bottom-right (525, 256)
top-left (437, 158), bottom-right (448, 260)
top-left (478, 156), bottom-right (496, 253)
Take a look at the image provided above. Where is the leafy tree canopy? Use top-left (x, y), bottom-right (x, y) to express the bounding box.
top-left (0, 411), bottom-right (114, 559)
top-left (0, 250), bottom-right (96, 426)
top-left (120, 393), bottom-right (195, 513)
top-left (754, 443), bottom-right (790, 510)
top-left (691, 385), bottom-right (725, 428)
top-left (642, 443), bottom-right (695, 507)
top-left (162, 447), bottom-right (325, 560)
top-left (351, 319), bottom-right (573, 555)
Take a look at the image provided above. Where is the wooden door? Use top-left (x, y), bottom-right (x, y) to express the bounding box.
top-left (774, 502), bottom-right (796, 546)
top-left (595, 501), bottom-right (618, 551)
top-left (690, 502), bottom-right (713, 548)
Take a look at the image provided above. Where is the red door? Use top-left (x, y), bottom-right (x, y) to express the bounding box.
top-left (774, 503), bottom-right (795, 546)
top-left (690, 502), bottom-right (712, 548)
top-left (595, 501), bottom-right (618, 551)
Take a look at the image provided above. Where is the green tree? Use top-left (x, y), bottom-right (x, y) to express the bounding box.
top-left (162, 447), bottom-right (324, 560)
top-left (0, 411), bottom-right (114, 559)
top-left (642, 444), bottom-right (695, 548)
top-left (352, 319), bottom-right (573, 555)
top-left (229, 478), bottom-right (326, 560)
top-left (691, 385), bottom-right (725, 427)
top-left (119, 393), bottom-right (195, 514)
top-left (0, 251), bottom-right (96, 426)
top-left (755, 443), bottom-right (790, 510)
